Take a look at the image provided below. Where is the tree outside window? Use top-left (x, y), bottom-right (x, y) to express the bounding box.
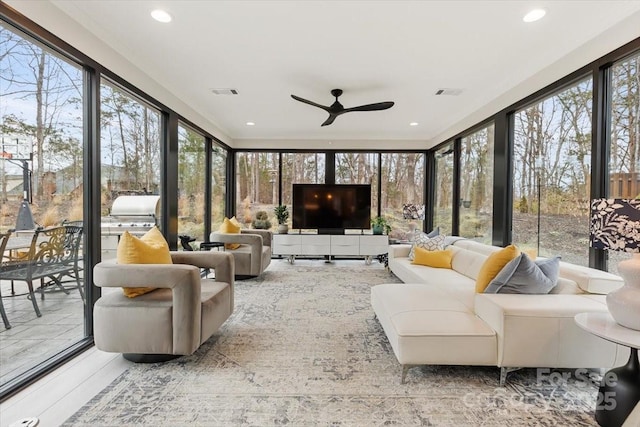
top-left (512, 78), bottom-right (593, 265)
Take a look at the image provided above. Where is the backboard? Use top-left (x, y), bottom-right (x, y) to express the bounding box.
top-left (0, 135), bottom-right (32, 161)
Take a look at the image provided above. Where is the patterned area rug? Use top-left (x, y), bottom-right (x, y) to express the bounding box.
top-left (65, 260), bottom-right (600, 426)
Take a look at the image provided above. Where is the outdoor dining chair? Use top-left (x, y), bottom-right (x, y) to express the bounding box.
top-left (0, 231), bottom-right (12, 329)
top-left (0, 225), bottom-right (84, 325)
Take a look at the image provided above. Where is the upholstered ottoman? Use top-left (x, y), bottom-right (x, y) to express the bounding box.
top-left (371, 283), bottom-right (497, 382)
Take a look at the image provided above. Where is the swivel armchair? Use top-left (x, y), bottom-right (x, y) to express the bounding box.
top-left (93, 251), bottom-right (234, 362)
top-left (210, 229), bottom-right (272, 279)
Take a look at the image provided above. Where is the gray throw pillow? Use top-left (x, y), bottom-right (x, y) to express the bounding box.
top-left (409, 226), bottom-right (439, 242)
top-left (427, 227), bottom-right (440, 238)
top-left (408, 233), bottom-right (445, 261)
top-left (484, 254), bottom-right (561, 294)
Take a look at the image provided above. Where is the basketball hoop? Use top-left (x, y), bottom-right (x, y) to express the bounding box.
top-left (1, 135), bottom-right (31, 160)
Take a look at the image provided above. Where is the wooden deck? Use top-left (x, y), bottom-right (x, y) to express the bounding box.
top-left (0, 278), bottom-right (86, 385)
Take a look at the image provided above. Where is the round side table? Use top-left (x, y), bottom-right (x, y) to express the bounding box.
top-left (575, 312), bottom-right (640, 427)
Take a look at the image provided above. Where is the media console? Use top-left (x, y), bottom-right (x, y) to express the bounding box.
top-left (272, 233), bottom-right (389, 264)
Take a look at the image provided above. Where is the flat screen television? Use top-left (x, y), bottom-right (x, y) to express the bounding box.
top-left (292, 184), bottom-right (371, 233)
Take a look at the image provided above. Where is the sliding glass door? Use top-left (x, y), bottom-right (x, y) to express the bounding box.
top-left (0, 21), bottom-right (86, 389)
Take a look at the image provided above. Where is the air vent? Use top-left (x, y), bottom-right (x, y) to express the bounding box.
top-left (435, 88), bottom-right (462, 96)
top-left (211, 88), bottom-right (239, 95)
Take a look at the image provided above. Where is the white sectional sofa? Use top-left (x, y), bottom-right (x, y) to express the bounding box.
top-left (371, 238), bottom-right (629, 384)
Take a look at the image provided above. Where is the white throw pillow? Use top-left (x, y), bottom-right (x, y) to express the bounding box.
top-left (408, 233), bottom-right (446, 261)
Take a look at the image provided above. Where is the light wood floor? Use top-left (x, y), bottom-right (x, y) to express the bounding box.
top-left (0, 347), bottom-right (128, 426)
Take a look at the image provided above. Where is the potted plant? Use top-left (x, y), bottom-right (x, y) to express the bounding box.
top-left (274, 205), bottom-right (289, 234)
top-left (371, 216), bottom-right (391, 235)
top-left (252, 211), bottom-right (272, 229)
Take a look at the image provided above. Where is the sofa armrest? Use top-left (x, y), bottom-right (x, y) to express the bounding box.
top-left (212, 231), bottom-right (262, 256)
top-left (94, 260), bottom-right (201, 290)
top-left (474, 294), bottom-right (621, 368)
top-left (170, 251), bottom-right (235, 285)
top-left (242, 229), bottom-right (272, 247)
top-left (389, 244), bottom-right (411, 260)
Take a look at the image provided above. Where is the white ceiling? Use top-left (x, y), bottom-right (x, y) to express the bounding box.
top-left (7, 1), bottom-right (640, 149)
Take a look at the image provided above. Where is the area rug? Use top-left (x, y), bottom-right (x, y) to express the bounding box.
top-left (65, 260), bottom-right (600, 426)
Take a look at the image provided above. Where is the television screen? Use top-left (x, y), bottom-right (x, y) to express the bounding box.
top-left (292, 184), bottom-right (371, 232)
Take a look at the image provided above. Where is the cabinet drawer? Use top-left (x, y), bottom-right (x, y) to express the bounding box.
top-left (274, 244), bottom-right (300, 255)
top-left (300, 235), bottom-right (330, 255)
top-left (359, 235), bottom-right (389, 255)
top-left (360, 244), bottom-right (389, 255)
top-left (273, 234), bottom-right (302, 245)
top-left (331, 235), bottom-right (360, 255)
top-left (273, 234), bottom-right (301, 255)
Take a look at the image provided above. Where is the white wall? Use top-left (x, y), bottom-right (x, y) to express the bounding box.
top-left (4, 0), bottom-right (233, 146)
top-left (6, 1), bottom-right (640, 150)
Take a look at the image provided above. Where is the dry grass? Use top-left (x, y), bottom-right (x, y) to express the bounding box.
top-left (40, 204), bottom-right (60, 227)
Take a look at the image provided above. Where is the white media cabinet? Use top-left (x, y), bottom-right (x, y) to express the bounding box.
top-left (272, 233), bottom-right (389, 264)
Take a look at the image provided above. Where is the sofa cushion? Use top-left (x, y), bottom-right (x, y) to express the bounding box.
top-left (484, 254), bottom-right (560, 294)
top-left (412, 248), bottom-right (452, 269)
top-left (451, 239), bottom-right (501, 256)
top-left (449, 245), bottom-right (489, 280)
top-left (408, 233), bottom-right (445, 261)
top-left (371, 284), bottom-right (496, 366)
top-left (548, 277), bottom-right (583, 294)
top-left (389, 257), bottom-right (474, 290)
top-left (558, 261), bottom-right (623, 294)
top-left (117, 227), bottom-right (172, 298)
top-left (475, 244), bottom-right (520, 293)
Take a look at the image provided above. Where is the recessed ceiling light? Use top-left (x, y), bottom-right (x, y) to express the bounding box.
top-left (246, 122), bottom-right (255, 126)
top-left (151, 9), bottom-right (172, 23)
top-left (409, 122), bottom-right (419, 126)
top-left (523, 8), bottom-right (546, 23)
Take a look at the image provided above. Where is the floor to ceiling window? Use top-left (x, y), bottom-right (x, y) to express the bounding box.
top-left (434, 144), bottom-right (454, 235)
top-left (211, 142), bottom-right (227, 231)
top-left (235, 152), bottom-right (279, 229)
top-left (607, 52), bottom-right (640, 274)
top-left (512, 77), bottom-right (593, 264)
top-left (335, 152), bottom-right (379, 225)
top-left (177, 123), bottom-right (205, 243)
top-left (100, 78), bottom-right (161, 259)
top-left (0, 21), bottom-right (86, 388)
top-left (459, 124), bottom-right (494, 244)
top-left (281, 152), bottom-right (325, 228)
top-left (380, 152), bottom-right (425, 239)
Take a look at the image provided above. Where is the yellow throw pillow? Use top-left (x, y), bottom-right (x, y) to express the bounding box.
top-left (117, 226), bottom-right (172, 298)
top-left (229, 216), bottom-right (241, 228)
top-left (412, 247), bottom-right (452, 269)
top-left (475, 244), bottom-right (520, 293)
top-left (218, 217), bottom-right (241, 250)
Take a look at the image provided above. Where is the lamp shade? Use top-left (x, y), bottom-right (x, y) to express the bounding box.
top-left (402, 204), bottom-right (425, 220)
top-left (590, 198), bottom-right (640, 253)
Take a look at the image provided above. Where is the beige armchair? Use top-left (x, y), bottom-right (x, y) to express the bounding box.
top-left (210, 229), bottom-right (272, 279)
top-left (93, 251), bottom-right (234, 362)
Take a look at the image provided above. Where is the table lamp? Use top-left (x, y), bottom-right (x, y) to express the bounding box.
top-left (590, 198), bottom-right (640, 330)
top-left (402, 203), bottom-right (425, 238)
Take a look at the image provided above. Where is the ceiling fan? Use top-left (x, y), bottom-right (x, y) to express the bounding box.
top-left (291, 89), bottom-right (394, 127)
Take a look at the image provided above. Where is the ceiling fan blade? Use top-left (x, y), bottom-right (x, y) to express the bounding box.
top-left (321, 114), bottom-right (338, 127)
top-left (291, 94), bottom-right (330, 112)
top-left (344, 101), bottom-right (395, 113)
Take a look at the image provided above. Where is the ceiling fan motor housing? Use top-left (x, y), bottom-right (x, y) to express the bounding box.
top-left (291, 88), bottom-right (394, 127)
